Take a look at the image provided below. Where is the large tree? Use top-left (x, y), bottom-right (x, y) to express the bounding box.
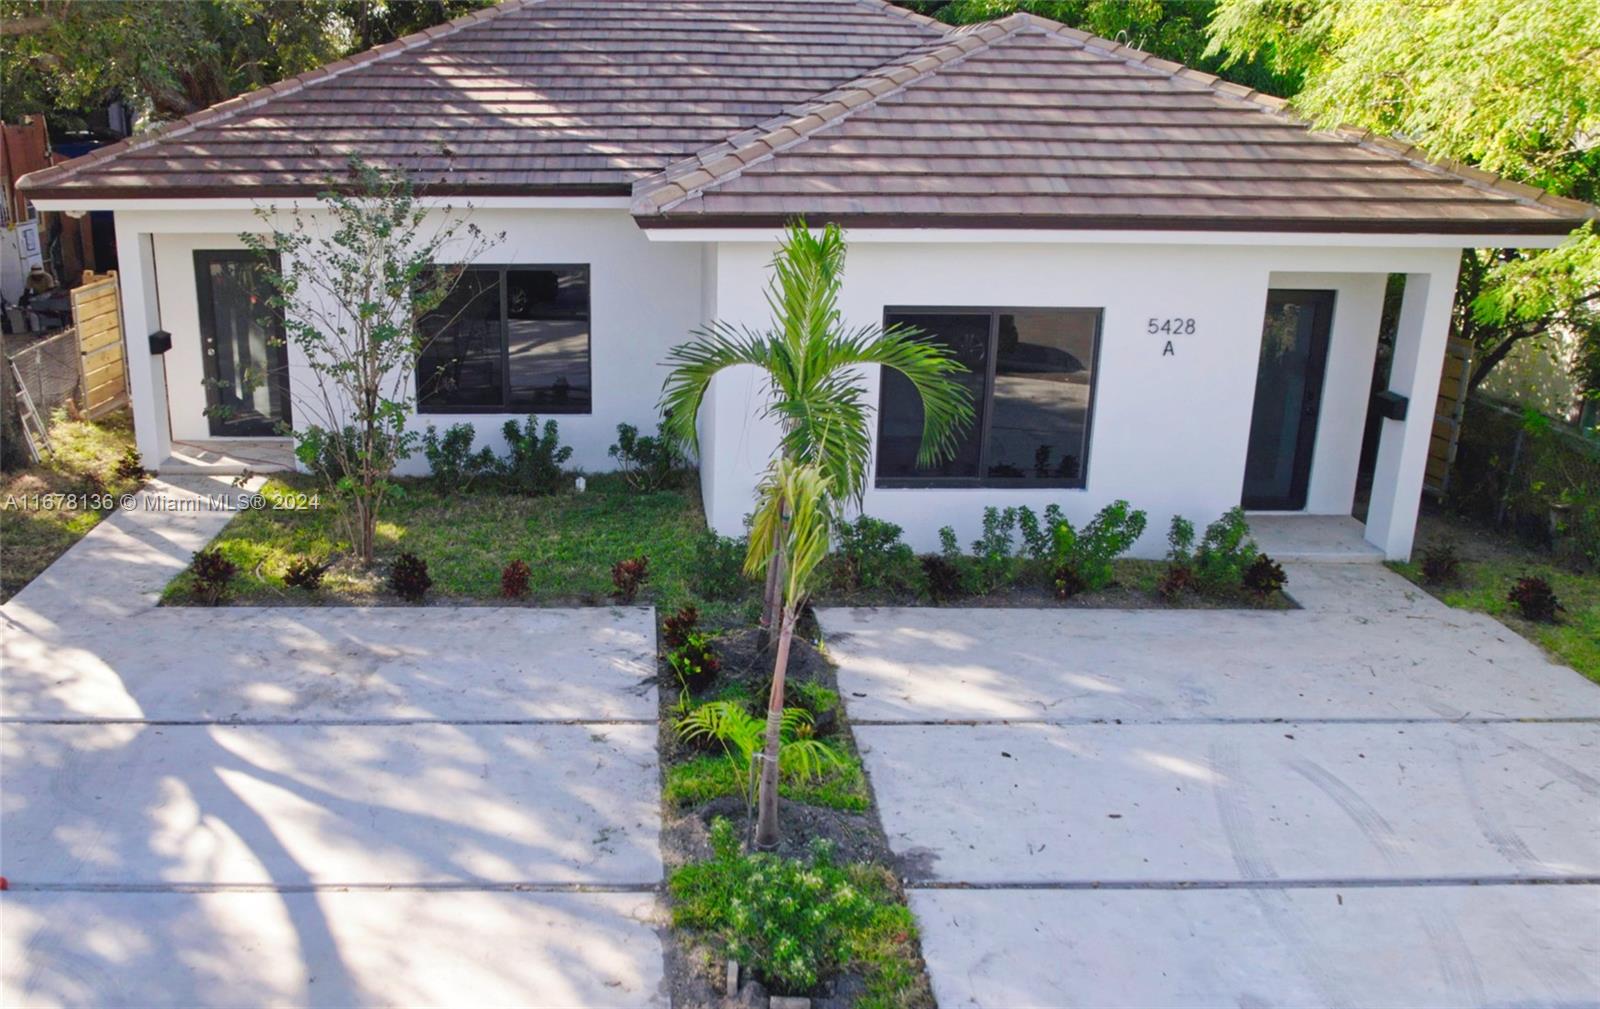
top-left (1205, 0), bottom-right (1600, 403)
top-left (1, 1), bottom-right (487, 129)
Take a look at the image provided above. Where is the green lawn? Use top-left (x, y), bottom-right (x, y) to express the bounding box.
top-left (160, 471), bottom-right (759, 619)
top-left (1, 409), bottom-right (143, 601)
top-left (1391, 554), bottom-right (1599, 683)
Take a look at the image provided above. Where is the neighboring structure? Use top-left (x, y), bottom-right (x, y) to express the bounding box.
top-left (18, 0), bottom-right (1596, 559)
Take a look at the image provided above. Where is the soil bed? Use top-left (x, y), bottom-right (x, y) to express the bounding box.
top-left (657, 624), bottom-right (932, 1008)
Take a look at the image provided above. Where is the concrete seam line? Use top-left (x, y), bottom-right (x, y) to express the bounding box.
top-left (9, 881), bottom-right (664, 893)
top-left (0, 717), bottom-right (659, 726)
top-left (849, 717), bottom-right (1600, 727)
top-left (906, 876), bottom-right (1600, 891)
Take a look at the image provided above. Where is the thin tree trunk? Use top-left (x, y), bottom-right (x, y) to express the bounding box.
top-left (756, 528), bottom-right (782, 651)
top-left (753, 604), bottom-right (793, 851)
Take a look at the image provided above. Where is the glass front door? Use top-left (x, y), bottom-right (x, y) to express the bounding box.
top-left (1242, 289), bottom-right (1335, 511)
top-left (195, 250), bottom-right (290, 437)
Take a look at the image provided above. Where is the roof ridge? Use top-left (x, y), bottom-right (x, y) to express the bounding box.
top-left (850, 0), bottom-right (946, 32)
top-left (1000, 10), bottom-right (1597, 220)
top-left (632, 16), bottom-right (1025, 216)
top-left (17, 0), bottom-right (542, 193)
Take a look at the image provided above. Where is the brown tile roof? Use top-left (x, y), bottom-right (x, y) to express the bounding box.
top-left (17, 0), bottom-right (940, 199)
top-left (21, 3), bottom-right (1595, 235)
top-left (633, 12), bottom-right (1597, 234)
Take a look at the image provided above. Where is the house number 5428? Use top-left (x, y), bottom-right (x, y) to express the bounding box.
top-left (1147, 317), bottom-right (1196, 335)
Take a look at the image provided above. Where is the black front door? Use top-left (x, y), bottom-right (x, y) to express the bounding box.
top-left (1242, 289), bottom-right (1335, 511)
top-left (195, 250), bottom-right (291, 437)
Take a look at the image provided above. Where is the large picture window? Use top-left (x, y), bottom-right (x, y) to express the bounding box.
top-left (417, 264), bottom-right (591, 413)
top-left (876, 307), bottom-right (1101, 487)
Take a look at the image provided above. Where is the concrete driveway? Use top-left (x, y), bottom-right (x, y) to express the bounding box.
top-left (2, 479), bottom-right (666, 1008)
top-left (819, 565), bottom-right (1600, 1008)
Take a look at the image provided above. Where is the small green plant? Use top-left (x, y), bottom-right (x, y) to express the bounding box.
top-left (1049, 500), bottom-right (1147, 597)
top-left (662, 604), bottom-right (700, 649)
top-left (608, 420), bottom-right (685, 491)
top-left (189, 548), bottom-right (237, 605)
top-left (421, 423), bottom-right (497, 491)
top-left (1160, 515), bottom-right (1197, 598)
top-left (1508, 576), bottom-right (1563, 623)
top-left (1419, 541), bottom-right (1462, 585)
top-left (668, 630), bottom-right (721, 692)
top-left (694, 530), bottom-right (750, 601)
top-left (833, 515), bottom-right (919, 594)
top-left (969, 506), bottom-right (1022, 593)
top-left (500, 415), bottom-right (573, 496)
top-left (388, 552), bottom-right (432, 603)
top-left (1018, 504), bottom-right (1064, 561)
top-left (113, 446), bottom-right (148, 482)
top-left (793, 681), bottom-right (839, 717)
top-left (670, 818), bottom-right (908, 995)
top-left (674, 700), bottom-right (842, 798)
top-left (1194, 507), bottom-right (1259, 592)
top-left (611, 555), bottom-right (650, 603)
top-left (500, 558), bottom-right (531, 599)
top-left (282, 556), bottom-right (327, 592)
top-left (1242, 554), bottom-right (1287, 598)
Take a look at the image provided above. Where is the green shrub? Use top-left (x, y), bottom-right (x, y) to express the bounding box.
top-left (1160, 515), bottom-right (1198, 598)
top-left (499, 415), bottom-right (573, 496)
top-left (968, 506), bottom-right (1022, 592)
top-left (608, 421), bottom-right (685, 491)
top-left (694, 530), bottom-right (750, 601)
top-left (668, 630), bottom-right (720, 692)
top-left (421, 423), bottom-right (496, 491)
top-left (1048, 500), bottom-right (1147, 597)
top-left (834, 515), bottom-right (919, 595)
top-left (671, 819), bottom-right (908, 995)
top-left (388, 552), bottom-right (431, 603)
top-left (1194, 507), bottom-right (1259, 592)
top-left (1018, 504), bottom-right (1064, 561)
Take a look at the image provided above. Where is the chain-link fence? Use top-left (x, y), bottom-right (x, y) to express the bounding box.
top-left (5, 327), bottom-right (84, 419)
top-left (1448, 395), bottom-right (1600, 567)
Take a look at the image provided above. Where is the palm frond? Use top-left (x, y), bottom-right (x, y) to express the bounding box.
top-left (778, 737), bottom-right (844, 782)
top-left (657, 321), bottom-right (771, 452)
top-left (831, 323), bottom-right (976, 468)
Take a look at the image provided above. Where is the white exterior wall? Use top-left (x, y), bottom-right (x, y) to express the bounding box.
top-left (127, 207), bottom-right (702, 472)
top-left (697, 238), bottom-right (1459, 557)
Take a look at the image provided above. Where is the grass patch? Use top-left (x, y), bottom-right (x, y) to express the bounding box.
top-left (1391, 555), bottom-right (1599, 683)
top-left (160, 471), bottom-right (758, 619)
top-left (1, 409), bottom-right (142, 601)
top-left (663, 751), bottom-right (871, 812)
top-left (670, 817), bottom-right (929, 1005)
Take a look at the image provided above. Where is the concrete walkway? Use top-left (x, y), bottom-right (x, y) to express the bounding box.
top-left (819, 565), bottom-right (1600, 1008)
top-left (2, 478), bottom-right (666, 1008)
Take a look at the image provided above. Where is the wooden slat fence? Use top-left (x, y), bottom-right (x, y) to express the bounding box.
top-left (1425, 336), bottom-right (1473, 496)
top-left (71, 270), bottom-right (127, 418)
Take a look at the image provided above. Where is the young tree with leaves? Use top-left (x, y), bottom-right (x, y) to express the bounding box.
top-left (744, 457), bottom-right (836, 851)
top-left (242, 159), bottom-right (500, 563)
top-left (659, 220), bottom-right (974, 645)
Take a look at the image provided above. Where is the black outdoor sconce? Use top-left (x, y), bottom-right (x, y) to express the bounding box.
top-left (1373, 390), bottom-right (1409, 421)
top-left (148, 329), bottom-right (172, 355)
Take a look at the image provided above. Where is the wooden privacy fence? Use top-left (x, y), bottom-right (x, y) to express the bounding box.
top-left (1425, 336), bottom-right (1473, 497)
top-left (71, 270), bottom-right (127, 418)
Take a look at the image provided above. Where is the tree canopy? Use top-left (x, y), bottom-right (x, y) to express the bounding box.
top-left (0, 1), bottom-right (487, 130)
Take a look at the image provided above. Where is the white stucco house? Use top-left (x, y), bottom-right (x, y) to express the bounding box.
top-left (18, 0), bottom-right (1595, 560)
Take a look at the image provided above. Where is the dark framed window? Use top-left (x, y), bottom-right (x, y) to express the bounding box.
top-left (417, 264), bottom-right (591, 413)
top-left (876, 307), bottom-right (1101, 488)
